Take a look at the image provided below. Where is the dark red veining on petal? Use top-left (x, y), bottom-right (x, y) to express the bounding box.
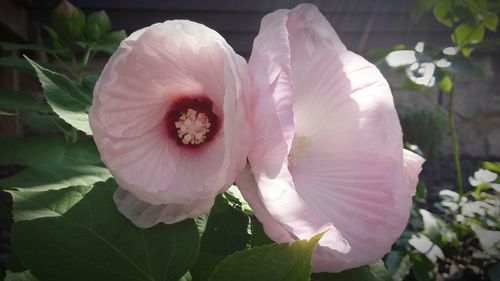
top-left (165, 96), bottom-right (220, 148)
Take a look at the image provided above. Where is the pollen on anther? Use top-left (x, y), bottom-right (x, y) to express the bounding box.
top-left (288, 135), bottom-right (312, 165)
top-left (175, 109), bottom-right (211, 144)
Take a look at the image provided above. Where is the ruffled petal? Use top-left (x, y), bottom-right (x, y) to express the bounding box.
top-left (403, 150), bottom-right (426, 195)
top-left (246, 5), bottom-right (350, 255)
top-left (91, 20), bottom-right (252, 226)
top-left (113, 187), bottom-right (214, 227)
top-left (244, 3), bottom-right (424, 273)
top-left (236, 165), bottom-right (350, 252)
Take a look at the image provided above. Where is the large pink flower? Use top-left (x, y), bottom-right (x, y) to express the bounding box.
top-left (90, 20), bottom-right (252, 227)
top-left (237, 4), bottom-right (425, 272)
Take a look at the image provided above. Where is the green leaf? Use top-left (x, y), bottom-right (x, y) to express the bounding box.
top-left (11, 180), bottom-right (200, 281)
top-left (0, 89), bottom-right (51, 112)
top-left (208, 232), bottom-right (323, 281)
top-left (0, 164), bottom-right (112, 191)
top-left (200, 196), bottom-right (250, 256)
top-left (4, 270), bottom-right (39, 281)
top-left (191, 196), bottom-right (250, 280)
top-left (438, 75), bottom-right (453, 92)
top-left (409, 252), bottom-right (434, 281)
top-left (249, 218), bottom-right (274, 247)
top-left (312, 262), bottom-right (393, 281)
top-left (0, 57), bottom-right (54, 75)
top-left (447, 55), bottom-right (484, 78)
top-left (433, 0), bottom-right (453, 27)
top-left (411, 0), bottom-right (436, 22)
top-left (4, 249), bottom-right (27, 273)
top-left (178, 272), bottom-right (193, 281)
top-left (94, 30), bottom-right (127, 54)
top-left (484, 161), bottom-right (500, 173)
top-left (484, 12), bottom-right (499, 31)
top-left (0, 41), bottom-right (52, 53)
top-left (104, 30), bottom-right (127, 44)
top-left (25, 56), bottom-right (92, 134)
top-left (0, 135), bottom-right (101, 167)
top-left (414, 182), bottom-right (428, 203)
top-left (21, 113), bottom-right (73, 133)
top-left (392, 254), bottom-right (411, 281)
top-left (385, 251), bottom-right (404, 274)
top-left (0, 57), bottom-right (35, 75)
top-left (453, 23), bottom-right (485, 56)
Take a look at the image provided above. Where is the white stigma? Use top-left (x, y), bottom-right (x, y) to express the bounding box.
top-left (288, 134), bottom-right (312, 166)
top-left (175, 108), bottom-right (211, 144)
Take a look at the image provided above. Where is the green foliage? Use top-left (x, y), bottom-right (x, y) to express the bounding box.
top-left (25, 56), bottom-right (93, 135)
top-left (11, 181), bottom-right (200, 281)
top-left (412, 0), bottom-right (499, 56)
top-left (385, 164), bottom-right (500, 281)
top-left (398, 107), bottom-right (448, 157)
top-left (191, 195), bottom-right (250, 280)
top-left (208, 232), bottom-right (324, 281)
top-left (0, 89), bottom-right (51, 112)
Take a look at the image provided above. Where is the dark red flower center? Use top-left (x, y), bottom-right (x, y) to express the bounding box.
top-left (165, 96), bottom-right (220, 148)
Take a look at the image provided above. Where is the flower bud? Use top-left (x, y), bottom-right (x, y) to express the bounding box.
top-left (52, 0), bottom-right (86, 41)
top-left (85, 11), bottom-right (111, 41)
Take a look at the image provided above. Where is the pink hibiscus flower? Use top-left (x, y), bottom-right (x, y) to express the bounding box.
top-left (90, 20), bottom-right (252, 228)
top-left (237, 4), bottom-right (425, 272)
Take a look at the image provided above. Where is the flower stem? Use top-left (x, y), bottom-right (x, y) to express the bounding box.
top-left (448, 89), bottom-right (463, 194)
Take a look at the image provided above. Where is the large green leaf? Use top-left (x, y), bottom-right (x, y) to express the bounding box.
top-left (0, 135), bottom-right (101, 167)
top-left (199, 196), bottom-right (249, 256)
top-left (21, 113), bottom-right (73, 133)
top-left (312, 261), bottom-right (393, 281)
top-left (11, 181), bottom-right (200, 281)
top-left (191, 196), bottom-right (250, 280)
top-left (25, 56), bottom-right (92, 134)
top-left (249, 218), bottom-right (274, 247)
top-left (0, 89), bottom-right (50, 112)
top-left (0, 164), bottom-right (112, 191)
top-left (208, 233), bottom-right (323, 281)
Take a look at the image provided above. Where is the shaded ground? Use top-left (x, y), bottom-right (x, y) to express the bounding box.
top-left (420, 155), bottom-right (497, 204)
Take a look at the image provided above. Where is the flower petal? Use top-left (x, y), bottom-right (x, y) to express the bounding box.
top-left (113, 187), bottom-right (214, 227)
top-left (244, 4), bottom-right (424, 272)
top-left (91, 20), bottom-right (252, 226)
